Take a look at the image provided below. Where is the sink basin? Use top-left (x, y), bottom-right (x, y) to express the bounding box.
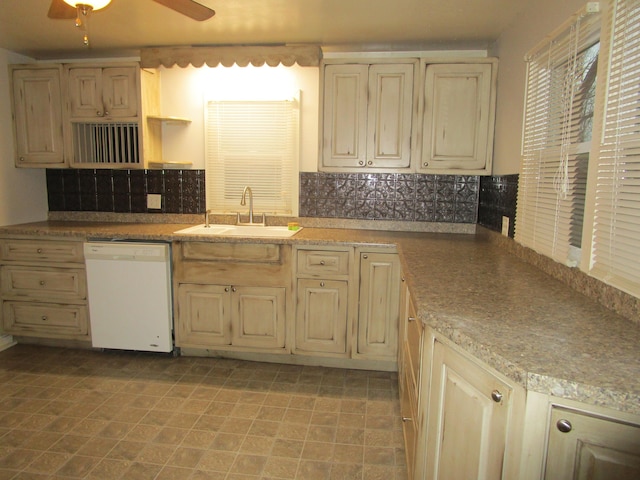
top-left (174, 224), bottom-right (302, 238)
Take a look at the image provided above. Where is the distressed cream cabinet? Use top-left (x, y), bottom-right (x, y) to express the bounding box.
top-left (9, 65), bottom-right (66, 168)
top-left (420, 333), bottom-right (525, 479)
top-left (67, 66), bottom-right (138, 119)
top-left (320, 61), bottom-right (416, 170)
top-left (419, 61), bottom-right (496, 175)
top-left (356, 249), bottom-right (401, 360)
top-left (174, 242), bottom-right (291, 354)
top-left (520, 392), bottom-right (640, 480)
top-left (0, 237), bottom-right (90, 342)
top-left (294, 246), bottom-right (353, 357)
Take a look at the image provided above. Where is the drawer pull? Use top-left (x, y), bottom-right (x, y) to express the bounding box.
top-left (41, 316), bottom-right (48, 321)
top-left (39, 280), bottom-right (46, 286)
top-left (402, 416), bottom-right (412, 422)
top-left (557, 419), bottom-right (573, 433)
top-left (491, 390), bottom-right (503, 403)
top-left (320, 261), bottom-right (325, 266)
top-left (37, 248), bottom-right (43, 254)
top-left (320, 281), bottom-right (325, 287)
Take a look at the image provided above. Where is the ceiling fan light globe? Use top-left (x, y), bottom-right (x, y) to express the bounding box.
top-left (63, 0), bottom-right (111, 11)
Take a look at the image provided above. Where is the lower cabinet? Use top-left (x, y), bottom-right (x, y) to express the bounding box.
top-left (173, 241), bottom-right (291, 354)
top-left (0, 238), bottom-right (90, 342)
top-left (295, 278), bottom-right (349, 355)
top-left (177, 283), bottom-right (286, 350)
top-left (413, 331), bottom-right (525, 480)
top-left (544, 406), bottom-right (640, 480)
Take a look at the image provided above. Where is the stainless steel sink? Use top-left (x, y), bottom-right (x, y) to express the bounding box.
top-left (174, 224), bottom-right (302, 238)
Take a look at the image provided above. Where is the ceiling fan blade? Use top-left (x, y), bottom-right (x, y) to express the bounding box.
top-left (48, 0), bottom-right (77, 19)
top-left (153, 0), bottom-right (215, 21)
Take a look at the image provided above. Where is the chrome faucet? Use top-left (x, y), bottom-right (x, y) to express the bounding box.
top-left (238, 186), bottom-right (265, 225)
top-left (240, 186), bottom-right (254, 224)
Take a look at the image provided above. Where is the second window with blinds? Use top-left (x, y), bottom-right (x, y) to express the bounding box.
top-left (204, 96), bottom-right (300, 216)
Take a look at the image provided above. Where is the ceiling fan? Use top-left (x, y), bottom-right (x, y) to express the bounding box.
top-left (48, 0), bottom-right (216, 22)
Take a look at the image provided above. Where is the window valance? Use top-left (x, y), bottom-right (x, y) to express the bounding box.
top-left (140, 45), bottom-right (322, 68)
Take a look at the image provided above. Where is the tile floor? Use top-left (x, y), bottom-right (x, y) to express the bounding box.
top-left (0, 345), bottom-right (407, 480)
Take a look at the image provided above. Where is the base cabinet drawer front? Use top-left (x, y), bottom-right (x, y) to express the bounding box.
top-left (544, 407), bottom-right (640, 480)
top-left (231, 286), bottom-right (286, 350)
top-left (1, 266), bottom-right (87, 300)
top-left (296, 249), bottom-right (351, 277)
top-left (425, 338), bottom-right (515, 480)
top-left (401, 360), bottom-right (418, 480)
top-left (176, 283), bottom-right (232, 347)
top-left (180, 241), bottom-right (282, 264)
top-left (0, 239), bottom-right (85, 264)
top-left (3, 301), bottom-right (88, 338)
top-left (295, 278), bottom-right (349, 355)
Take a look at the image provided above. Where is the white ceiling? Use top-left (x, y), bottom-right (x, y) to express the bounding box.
top-left (0, 0), bottom-right (530, 60)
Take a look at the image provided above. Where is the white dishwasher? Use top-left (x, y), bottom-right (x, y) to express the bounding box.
top-left (84, 241), bottom-right (173, 353)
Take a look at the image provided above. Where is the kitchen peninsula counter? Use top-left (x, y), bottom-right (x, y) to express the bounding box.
top-left (1, 220), bottom-right (638, 416)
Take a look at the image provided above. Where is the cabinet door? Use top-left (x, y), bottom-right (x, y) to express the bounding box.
top-left (102, 67), bottom-right (138, 118)
top-left (231, 286), bottom-right (286, 350)
top-left (367, 64), bottom-right (413, 168)
top-left (176, 283), bottom-right (232, 347)
top-left (426, 339), bottom-right (513, 480)
top-left (357, 252), bottom-right (400, 359)
top-left (421, 63), bottom-right (493, 173)
top-left (68, 68), bottom-right (103, 118)
top-left (545, 407), bottom-right (640, 480)
top-left (11, 67), bottom-right (65, 167)
top-left (295, 278), bottom-right (348, 355)
top-left (322, 64), bottom-right (368, 168)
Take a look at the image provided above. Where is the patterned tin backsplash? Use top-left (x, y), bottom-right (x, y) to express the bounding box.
top-left (300, 172), bottom-right (479, 223)
top-left (46, 169), bottom-right (489, 225)
top-left (478, 174), bottom-right (519, 237)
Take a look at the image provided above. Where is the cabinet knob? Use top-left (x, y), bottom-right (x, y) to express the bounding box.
top-left (402, 416), bottom-right (412, 422)
top-left (367, 161), bottom-right (373, 165)
top-left (362, 254), bottom-right (368, 259)
top-left (104, 111), bottom-right (110, 116)
top-left (231, 287), bottom-right (237, 292)
top-left (408, 316), bottom-right (416, 322)
top-left (556, 419), bottom-right (573, 433)
top-left (37, 248), bottom-right (43, 254)
top-left (19, 157), bottom-right (25, 162)
top-left (39, 280), bottom-right (45, 286)
top-left (96, 110), bottom-right (103, 117)
top-left (491, 390), bottom-right (503, 403)
top-left (423, 162), bottom-right (429, 167)
top-left (320, 281), bottom-right (325, 287)
top-left (320, 261), bottom-right (325, 266)
top-left (41, 316), bottom-right (48, 321)
top-left (224, 287), bottom-right (230, 292)
top-left (358, 161), bottom-right (364, 166)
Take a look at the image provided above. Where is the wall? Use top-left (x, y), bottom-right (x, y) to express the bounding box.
top-left (0, 48), bottom-right (48, 226)
top-left (158, 65), bottom-right (319, 172)
top-left (490, 0), bottom-right (587, 175)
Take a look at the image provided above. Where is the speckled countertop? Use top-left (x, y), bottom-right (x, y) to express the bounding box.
top-left (1, 220), bottom-right (639, 416)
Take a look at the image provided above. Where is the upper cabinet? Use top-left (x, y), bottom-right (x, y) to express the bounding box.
top-left (67, 66), bottom-right (138, 119)
top-left (419, 62), bottom-right (496, 175)
top-left (9, 66), bottom-right (66, 168)
top-left (8, 62), bottom-right (161, 169)
top-left (319, 56), bottom-right (497, 175)
top-left (321, 61), bottom-right (416, 171)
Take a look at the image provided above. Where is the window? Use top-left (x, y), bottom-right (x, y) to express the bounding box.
top-left (586, 0), bottom-right (640, 297)
top-left (515, 3), bottom-right (602, 266)
top-left (204, 98), bottom-right (300, 216)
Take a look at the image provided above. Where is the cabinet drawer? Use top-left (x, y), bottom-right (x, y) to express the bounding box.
top-left (1, 266), bottom-right (87, 300)
top-left (3, 301), bottom-right (89, 338)
top-left (0, 239), bottom-right (84, 263)
top-left (297, 249), bottom-right (350, 276)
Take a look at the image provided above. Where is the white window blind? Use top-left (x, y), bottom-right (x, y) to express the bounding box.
top-left (205, 99), bottom-right (299, 215)
top-left (515, 4), bottom-right (601, 266)
top-left (589, 0), bottom-right (640, 296)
